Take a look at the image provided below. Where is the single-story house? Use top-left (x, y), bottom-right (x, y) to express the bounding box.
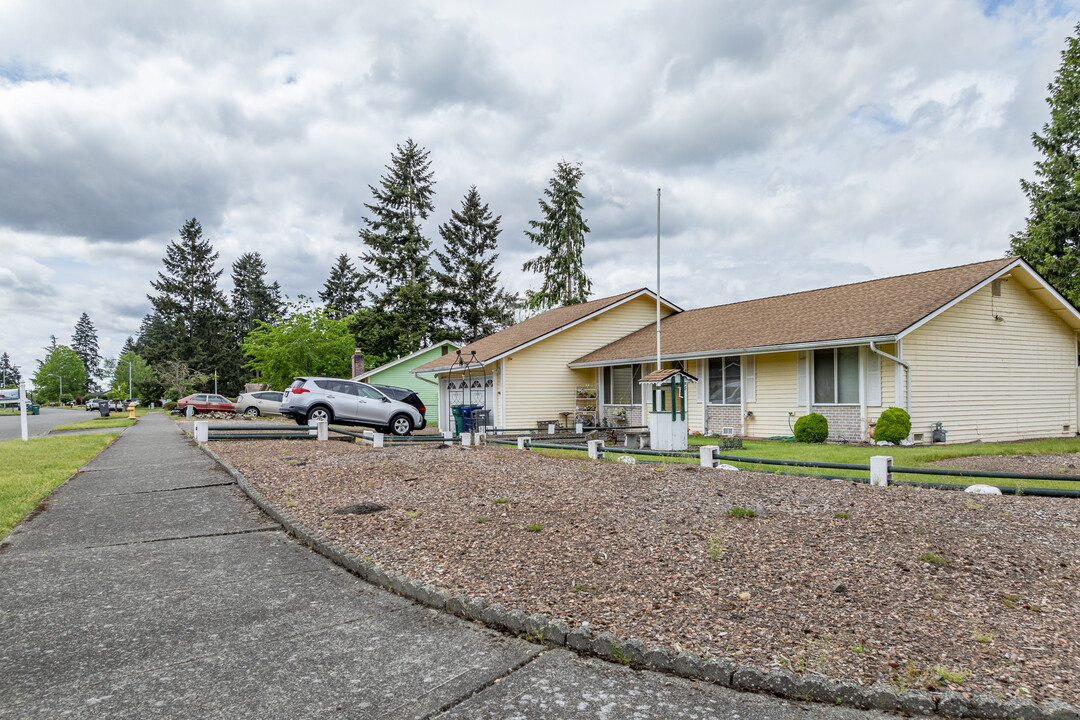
top-left (354, 340), bottom-right (458, 427)
top-left (415, 257), bottom-right (1080, 444)
top-left (410, 289), bottom-right (681, 432)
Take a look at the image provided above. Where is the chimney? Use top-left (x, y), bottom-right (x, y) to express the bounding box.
top-left (352, 349), bottom-right (365, 378)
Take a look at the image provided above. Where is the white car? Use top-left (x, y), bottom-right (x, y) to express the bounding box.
top-left (235, 390), bottom-right (285, 417)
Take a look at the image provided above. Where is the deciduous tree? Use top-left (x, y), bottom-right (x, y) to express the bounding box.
top-left (33, 345), bottom-right (88, 402)
top-left (242, 298), bottom-right (353, 391)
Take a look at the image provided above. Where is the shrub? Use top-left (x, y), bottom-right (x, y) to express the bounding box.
top-left (163, 401), bottom-right (177, 411)
top-left (874, 407), bottom-right (912, 444)
top-left (793, 413), bottom-right (828, 443)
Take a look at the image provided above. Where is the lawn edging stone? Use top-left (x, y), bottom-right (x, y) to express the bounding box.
top-left (196, 439), bottom-right (1078, 720)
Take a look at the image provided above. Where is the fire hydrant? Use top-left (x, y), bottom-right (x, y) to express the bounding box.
top-left (128, 402), bottom-right (137, 419)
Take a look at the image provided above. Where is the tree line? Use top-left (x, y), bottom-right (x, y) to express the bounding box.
top-left (17, 141), bottom-right (593, 402)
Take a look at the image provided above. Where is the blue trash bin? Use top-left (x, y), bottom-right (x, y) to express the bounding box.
top-left (460, 405), bottom-right (484, 432)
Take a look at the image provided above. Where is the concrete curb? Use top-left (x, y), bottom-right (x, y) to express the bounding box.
top-left (196, 439), bottom-right (1078, 720)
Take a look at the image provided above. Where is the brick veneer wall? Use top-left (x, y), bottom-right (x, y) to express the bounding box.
top-left (811, 405), bottom-right (863, 442)
top-left (707, 405), bottom-right (743, 435)
top-left (601, 405), bottom-right (642, 426)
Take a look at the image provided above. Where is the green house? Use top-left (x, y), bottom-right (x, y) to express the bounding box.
top-left (353, 341), bottom-right (458, 426)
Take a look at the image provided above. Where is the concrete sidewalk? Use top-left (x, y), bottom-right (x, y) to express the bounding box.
top-left (0, 413), bottom-right (897, 719)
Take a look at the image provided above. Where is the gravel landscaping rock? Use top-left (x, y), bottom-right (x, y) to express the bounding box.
top-left (213, 440), bottom-right (1080, 707)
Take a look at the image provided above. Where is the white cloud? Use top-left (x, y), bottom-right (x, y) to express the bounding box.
top-left (0, 0), bottom-right (1077, 381)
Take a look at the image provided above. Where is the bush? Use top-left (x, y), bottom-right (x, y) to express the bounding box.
top-left (163, 401), bottom-right (177, 411)
top-left (874, 407), bottom-right (912, 444)
top-left (793, 413), bottom-right (829, 443)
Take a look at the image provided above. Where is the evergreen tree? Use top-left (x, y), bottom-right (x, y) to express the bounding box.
top-left (434, 186), bottom-right (519, 343)
top-left (359, 139), bottom-right (438, 357)
top-left (0, 352), bottom-right (21, 387)
top-left (232, 252), bottom-right (283, 340)
top-left (318, 254), bottom-right (365, 320)
top-left (146, 218), bottom-right (244, 394)
top-left (1012, 24), bottom-right (1080, 305)
top-left (121, 336), bottom-right (137, 357)
top-left (522, 160), bottom-right (592, 310)
top-left (71, 312), bottom-right (102, 380)
top-left (43, 335), bottom-right (58, 356)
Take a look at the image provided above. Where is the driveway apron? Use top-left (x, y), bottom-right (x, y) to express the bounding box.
top-left (0, 413), bottom-right (900, 719)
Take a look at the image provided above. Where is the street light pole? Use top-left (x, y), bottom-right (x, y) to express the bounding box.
top-left (128, 361), bottom-right (133, 403)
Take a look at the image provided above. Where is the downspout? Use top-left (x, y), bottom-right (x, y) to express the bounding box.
top-left (869, 341), bottom-right (909, 412)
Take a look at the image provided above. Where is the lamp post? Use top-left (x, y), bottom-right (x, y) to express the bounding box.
top-left (128, 360), bottom-right (133, 404)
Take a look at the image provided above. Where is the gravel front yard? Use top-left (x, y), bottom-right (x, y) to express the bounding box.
top-left (213, 440), bottom-right (1080, 706)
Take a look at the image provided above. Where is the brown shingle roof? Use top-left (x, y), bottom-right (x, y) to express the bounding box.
top-left (573, 257), bottom-right (1017, 365)
top-left (411, 289), bottom-right (651, 373)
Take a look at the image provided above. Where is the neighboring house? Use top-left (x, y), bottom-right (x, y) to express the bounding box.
top-left (411, 290), bottom-right (681, 432)
top-left (354, 341), bottom-right (459, 427)
top-left (571, 257), bottom-right (1080, 444)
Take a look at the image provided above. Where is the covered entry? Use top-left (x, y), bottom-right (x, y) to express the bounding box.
top-left (642, 367), bottom-right (696, 451)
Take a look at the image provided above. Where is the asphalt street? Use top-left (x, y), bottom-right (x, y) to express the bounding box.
top-left (0, 413), bottom-right (907, 719)
top-left (0, 406), bottom-right (88, 442)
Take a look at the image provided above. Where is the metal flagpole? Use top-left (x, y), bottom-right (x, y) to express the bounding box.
top-left (656, 188), bottom-right (661, 373)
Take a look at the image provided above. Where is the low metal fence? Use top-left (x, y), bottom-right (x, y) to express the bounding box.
top-left (206, 423), bottom-right (317, 441)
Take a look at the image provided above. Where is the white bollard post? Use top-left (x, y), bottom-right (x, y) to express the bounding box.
top-left (700, 445), bottom-right (717, 468)
top-left (443, 430), bottom-right (454, 440)
top-left (19, 380), bottom-right (28, 442)
top-left (575, 421), bottom-right (583, 434)
top-left (517, 437), bottom-right (528, 450)
top-left (194, 420), bottom-right (208, 443)
top-left (461, 431), bottom-right (472, 447)
top-left (316, 419), bottom-right (328, 441)
top-left (547, 423), bottom-right (556, 435)
top-left (373, 432), bottom-right (384, 448)
top-left (588, 439), bottom-right (605, 460)
top-left (870, 455), bottom-right (892, 487)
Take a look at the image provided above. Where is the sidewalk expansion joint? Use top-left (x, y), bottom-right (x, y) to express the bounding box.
top-left (415, 647), bottom-right (549, 720)
top-left (83, 526), bottom-right (280, 549)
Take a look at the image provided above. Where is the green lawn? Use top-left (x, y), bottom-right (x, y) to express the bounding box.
top-left (0, 433), bottom-right (120, 540)
top-left (512, 436), bottom-right (1080, 491)
top-left (52, 418), bottom-right (137, 431)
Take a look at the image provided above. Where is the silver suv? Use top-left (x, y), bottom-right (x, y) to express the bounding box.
top-left (280, 377), bottom-right (422, 436)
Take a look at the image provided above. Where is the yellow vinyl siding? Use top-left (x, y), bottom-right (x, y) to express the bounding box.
top-left (502, 296), bottom-right (674, 428)
top-left (867, 343), bottom-right (898, 428)
top-left (903, 281), bottom-right (1078, 443)
top-left (745, 352), bottom-right (798, 438)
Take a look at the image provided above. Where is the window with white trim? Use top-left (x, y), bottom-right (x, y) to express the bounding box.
top-left (708, 357), bottom-right (741, 405)
top-left (603, 364), bottom-right (642, 404)
top-left (813, 347), bottom-right (859, 404)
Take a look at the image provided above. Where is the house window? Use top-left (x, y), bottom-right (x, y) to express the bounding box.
top-left (604, 364), bottom-right (642, 404)
top-left (708, 357), bottom-right (741, 405)
top-left (814, 348), bottom-right (859, 404)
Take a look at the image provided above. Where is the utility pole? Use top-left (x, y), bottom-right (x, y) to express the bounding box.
top-left (656, 188), bottom-right (662, 373)
top-left (128, 360), bottom-right (133, 402)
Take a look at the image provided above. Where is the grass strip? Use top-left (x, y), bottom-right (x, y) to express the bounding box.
top-left (52, 418), bottom-right (136, 431)
top-left (0, 434), bottom-right (119, 540)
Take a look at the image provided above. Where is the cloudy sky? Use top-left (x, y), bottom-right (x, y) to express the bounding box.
top-left (1, 0), bottom-right (1076, 383)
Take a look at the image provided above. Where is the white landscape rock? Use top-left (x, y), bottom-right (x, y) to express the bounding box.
top-left (616, 455), bottom-right (636, 465)
top-left (716, 464), bottom-right (740, 472)
top-left (964, 484), bottom-right (1003, 495)
top-left (875, 440), bottom-right (895, 446)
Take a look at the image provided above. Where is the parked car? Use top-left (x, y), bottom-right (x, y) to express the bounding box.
top-left (109, 399), bottom-right (126, 412)
top-left (368, 384), bottom-right (427, 430)
top-left (279, 377), bottom-right (422, 435)
top-left (85, 398), bottom-right (105, 411)
top-left (177, 393), bottom-right (236, 415)
top-left (235, 390), bottom-right (284, 417)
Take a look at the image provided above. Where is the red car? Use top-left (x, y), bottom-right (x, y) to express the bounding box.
top-left (177, 393), bottom-right (235, 415)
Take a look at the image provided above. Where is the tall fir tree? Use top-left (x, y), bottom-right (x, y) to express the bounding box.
top-left (1011, 24), bottom-right (1080, 306)
top-left (359, 138), bottom-right (438, 356)
top-left (120, 336), bottom-right (137, 357)
top-left (522, 160), bottom-right (592, 310)
top-left (71, 312), bottom-right (102, 381)
top-left (434, 186), bottom-right (518, 343)
top-left (146, 218), bottom-right (244, 394)
top-left (231, 252), bottom-right (283, 340)
top-left (0, 351), bottom-right (21, 387)
top-left (43, 335), bottom-right (58, 356)
top-left (318, 254), bottom-right (365, 320)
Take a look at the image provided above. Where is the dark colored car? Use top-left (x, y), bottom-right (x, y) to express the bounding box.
top-left (368, 384), bottom-right (427, 430)
top-left (177, 393), bottom-right (236, 415)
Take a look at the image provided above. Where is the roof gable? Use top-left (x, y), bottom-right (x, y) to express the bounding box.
top-left (412, 289), bottom-right (680, 374)
top-left (573, 257), bottom-right (1021, 365)
top-left (354, 341), bottom-right (459, 380)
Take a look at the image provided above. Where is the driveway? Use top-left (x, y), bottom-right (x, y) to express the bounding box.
top-left (0, 413), bottom-right (902, 718)
top-left (0, 407), bottom-right (87, 442)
